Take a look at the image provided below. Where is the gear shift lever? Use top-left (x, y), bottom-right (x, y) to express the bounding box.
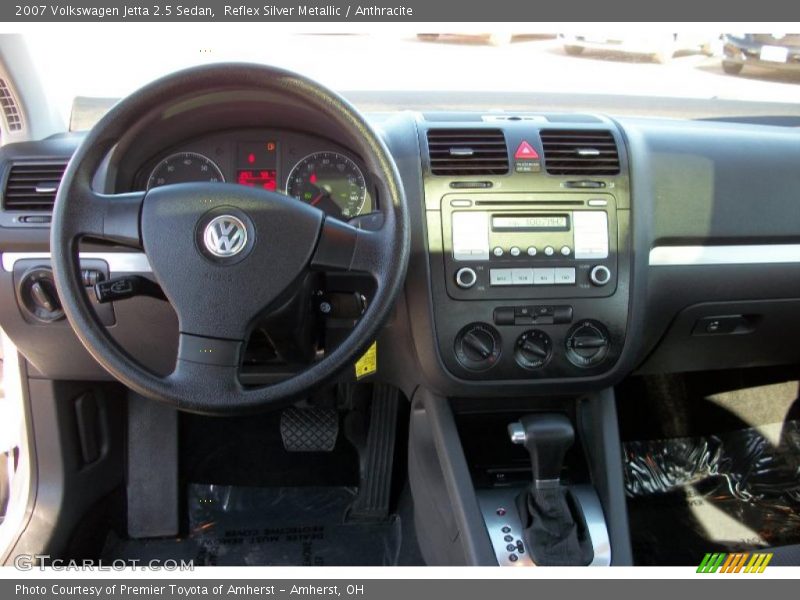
top-left (508, 413), bottom-right (593, 566)
top-left (508, 413), bottom-right (574, 486)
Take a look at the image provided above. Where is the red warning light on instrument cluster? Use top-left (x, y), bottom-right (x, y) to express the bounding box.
top-left (237, 169), bottom-right (277, 191)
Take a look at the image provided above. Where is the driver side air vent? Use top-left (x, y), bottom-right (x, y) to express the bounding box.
top-left (427, 129), bottom-right (509, 176)
top-left (0, 79), bottom-right (22, 132)
top-left (2, 162), bottom-right (68, 211)
top-left (540, 129), bottom-right (620, 176)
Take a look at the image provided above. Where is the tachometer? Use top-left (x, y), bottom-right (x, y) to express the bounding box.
top-left (147, 152), bottom-right (225, 190)
top-left (286, 151), bottom-right (367, 218)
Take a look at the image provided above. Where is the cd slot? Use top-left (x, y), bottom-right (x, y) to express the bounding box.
top-left (474, 200), bottom-right (585, 207)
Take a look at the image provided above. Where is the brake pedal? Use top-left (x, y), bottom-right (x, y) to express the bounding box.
top-left (280, 406), bottom-right (339, 452)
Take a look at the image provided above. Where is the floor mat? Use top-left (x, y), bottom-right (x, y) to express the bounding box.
top-left (623, 419), bottom-right (800, 566)
top-left (104, 485), bottom-right (402, 566)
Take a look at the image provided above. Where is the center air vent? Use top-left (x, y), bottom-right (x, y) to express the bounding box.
top-left (427, 129), bottom-right (509, 176)
top-left (540, 130), bottom-right (620, 176)
top-left (2, 162), bottom-right (67, 212)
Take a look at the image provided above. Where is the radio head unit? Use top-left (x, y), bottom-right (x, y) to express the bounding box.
top-left (443, 194), bottom-right (618, 300)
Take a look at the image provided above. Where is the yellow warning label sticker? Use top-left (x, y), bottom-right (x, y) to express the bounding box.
top-left (355, 342), bottom-right (377, 379)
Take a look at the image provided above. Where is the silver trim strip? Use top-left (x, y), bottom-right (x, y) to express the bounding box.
top-left (649, 244), bottom-right (800, 266)
top-left (1, 252), bottom-right (152, 273)
top-left (571, 484), bottom-right (612, 567)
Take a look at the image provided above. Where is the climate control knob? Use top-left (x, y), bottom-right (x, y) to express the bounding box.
top-left (455, 267), bottom-right (478, 289)
top-left (565, 320), bottom-right (610, 368)
top-left (589, 265), bottom-right (611, 286)
top-left (515, 330), bottom-right (552, 370)
top-left (454, 323), bottom-right (501, 371)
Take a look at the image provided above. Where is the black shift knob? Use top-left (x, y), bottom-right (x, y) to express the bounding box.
top-left (508, 413), bottom-right (574, 485)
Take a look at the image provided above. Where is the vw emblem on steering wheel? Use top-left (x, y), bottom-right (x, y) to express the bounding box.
top-left (203, 215), bottom-right (248, 258)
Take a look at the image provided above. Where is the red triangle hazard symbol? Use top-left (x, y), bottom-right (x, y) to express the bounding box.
top-left (514, 141), bottom-right (539, 159)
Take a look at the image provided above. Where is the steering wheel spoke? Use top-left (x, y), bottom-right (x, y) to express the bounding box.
top-left (71, 189), bottom-right (144, 249)
top-left (169, 356), bottom-right (241, 407)
top-left (176, 333), bottom-right (243, 368)
top-left (167, 334), bottom-right (244, 400)
top-left (311, 217), bottom-right (385, 277)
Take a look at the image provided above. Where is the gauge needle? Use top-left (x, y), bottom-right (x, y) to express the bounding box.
top-left (310, 193), bottom-right (324, 206)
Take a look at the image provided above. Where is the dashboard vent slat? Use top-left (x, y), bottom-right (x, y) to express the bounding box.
top-left (427, 129), bottom-right (509, 176)
top-left (3, 162), bottom-right (68, 212)
top-left (540, 129), bottom-right (620, 176)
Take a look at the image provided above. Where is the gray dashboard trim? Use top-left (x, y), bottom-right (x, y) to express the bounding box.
top-left (649, 244), bottom-right (800, 266)
top-left (1, 252), bottom-right (152, 273)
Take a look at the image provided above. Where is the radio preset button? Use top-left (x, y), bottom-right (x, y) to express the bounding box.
top-left (455, 267), bottom-right (478, 289)
top-left (490, 269), bottom-right (514, 286)
top-left (533, 268), bottom-right (555, 285)
top-left (493, 247), bottom-right (505, 257)
top-left (560, 246), bottom-right (572, 256)
top-left (510, 246), bottom-right (521, 257)
top-left (526, 247), bottom-right (537, 257)
top-left (555, 267), bottom-right (576, 285)
top-left (543, 246), bottom-right (555, 257)
top-left (511, 269), bottom-right (534, 285)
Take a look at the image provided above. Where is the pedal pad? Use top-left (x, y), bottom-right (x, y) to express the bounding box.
top-left (280, 407), bottom-right (339, 452)
top-left (348, 385), bottom-right (399, 521)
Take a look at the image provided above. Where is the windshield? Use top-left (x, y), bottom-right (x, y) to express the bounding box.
top-left (16, 26), bottom-right (800, 128)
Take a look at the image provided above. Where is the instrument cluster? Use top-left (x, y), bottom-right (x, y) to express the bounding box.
top-left (136, 129), bottom-right (374, 219)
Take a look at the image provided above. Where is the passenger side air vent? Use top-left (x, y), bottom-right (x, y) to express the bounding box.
top-left (0, 79), bottom-right (22, 132)
top-left (427, 129), bottom-right (509, 176)
top-left (540, 130), bottom-right (620, 176)
top-left (2, 162), bottom-right (67, 211)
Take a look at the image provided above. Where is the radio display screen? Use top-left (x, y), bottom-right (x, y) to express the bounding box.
top-left (491, 214), bottom-right (570, 231)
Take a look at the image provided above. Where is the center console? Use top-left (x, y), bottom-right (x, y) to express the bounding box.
top-left (420, 119), bottom-right (631, 383)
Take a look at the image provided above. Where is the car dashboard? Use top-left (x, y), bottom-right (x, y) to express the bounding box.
top-left (1, 92), bottom-right (800, 400)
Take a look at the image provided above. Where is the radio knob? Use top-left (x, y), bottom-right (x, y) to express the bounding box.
top-left (510, 246), bottom-right (521, 257)
top-left (455, 267), bottom-right (478, 289)
top-left (589, 265), bottom-right (611, 286)
top-left (526, 247), bottom-right (537, 257)
top-left (544, 246), bottom-right (555, 256)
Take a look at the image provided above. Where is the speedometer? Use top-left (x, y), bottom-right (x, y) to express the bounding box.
top-left (147, 152), bottom-right (225, 190)
top-left (286, 151), bottom-right (367, 219)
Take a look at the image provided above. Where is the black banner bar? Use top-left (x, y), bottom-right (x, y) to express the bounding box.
top-left (2, 0), bottom-right (795, 22)
top-left (3, 578), bottom-right (797, 600)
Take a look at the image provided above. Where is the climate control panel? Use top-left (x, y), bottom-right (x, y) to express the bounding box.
top-left (452, 314), bottom-right (616, 378)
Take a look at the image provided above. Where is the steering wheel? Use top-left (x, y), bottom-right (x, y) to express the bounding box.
top-left (51, 63), bottom-right (410, 414)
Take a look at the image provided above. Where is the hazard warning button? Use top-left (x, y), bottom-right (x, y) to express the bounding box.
top-left (514, 141), bottom-right (539, 159)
